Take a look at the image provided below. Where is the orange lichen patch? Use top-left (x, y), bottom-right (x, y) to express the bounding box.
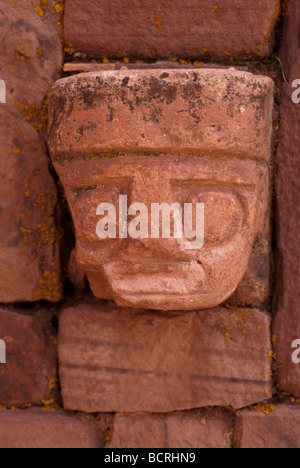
top-left (258, 0), bottom-right (281, 56)
top-left (272, 334), bottom-right (276, 343)
top-left (220, 322), bottom-right (232, 339)
top-left (179, 59), bottom-right (187, 65)
top-left (36, 47), bottom-right (43, 57)
top-left (37, 223), bottom-right (57, 245)
top-left (194, 61), bottom-right (204, 67)
top-left (178, 28), bottom-right (184, 33)
top-left (257, 325), bottom-right (262, 332)
top-left (42, 398), bottom-right (59, 411)
top-left (124, 57), bottom-right (130, 63)
top-left (50, 336), bottom-right (58, 346)
top-left (64, 40), bottom-right (75, 56)
top-left (52, 0), bottom-right (64, 14)
top-left (15, 51), bottom-right (28, 62)
top-left (13, 147), bottom-right (20, 155)
top-left (16, 91), bottom-right (49, 131)
top-left (34, 5), bottom-right (44, 16)
top-left (154, 12), bottom-right (165, 28)
top-left (102, 54), bottom-right (110, 64)
top-left (10, 406), bottom-right (20, 412)
top-left (211, 5), bottom-right (219, 13)
top-left (104, 429), bottom-right (112, 443)
top-left (35, 270), bottom-right (61, 302)
top-left (48, 377), bottom-right (58, 391)
top-left (149, 48), bottom-right (157, 59)
top-left (254, 404), bottom-right (275, 415)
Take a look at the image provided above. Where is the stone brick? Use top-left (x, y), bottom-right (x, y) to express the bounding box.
top-left (64, 0), bottom-right (280, 60)
top-left (0, 308), bottom-right (56, 407)
top-left (274, 0), bottom-right (300, 396)
top-left (0, 409), bottom-right (102, 448)
top-left (0, 0), bottom-right (63, 302)
top-left (107, 409), bottom-right (234, 449)
top-left (59, 302), bottom-right (272, 413)
top-left (48, 69), bottom-right (273, 311)
top-left (240, 405), bottom-right (300, 449)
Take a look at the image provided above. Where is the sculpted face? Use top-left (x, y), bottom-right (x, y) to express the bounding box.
top-left (48, 69), bottom-right (273, 310)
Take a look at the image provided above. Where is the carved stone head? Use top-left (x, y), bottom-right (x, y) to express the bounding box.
top-left (48, 69), bottom-right (273, 310)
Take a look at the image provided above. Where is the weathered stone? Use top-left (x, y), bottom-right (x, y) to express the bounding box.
top-left (107, 409), bottom-right (234, 449)
top-left (64, 0), bottom-right (280, 60)
top-left (0, 1), bottom-right (63, 302)
top-left (274, 0), bottom-right (300, 396)
top-left (68, 248), bottom-right (87, 290)
top-left (0, 409), bottom-right (102, 449)
top-left (240, 405), bottom-right (300, 449)
top-left (0, 112), bottom-right (62, 302)
top-left (0, 1), bottom-right (63, 117)
top-left (59, 302), bottom-right (272, 413)
top-left (228, 219), bottom-right (270, 307)
top-left (0, 308), bottom-right (56, 407)
top-left (48, 69), bottom-right (273, 311)
top-left (49, 69), bottom-right (273, 159)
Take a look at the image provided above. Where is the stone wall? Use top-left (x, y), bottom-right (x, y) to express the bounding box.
top-left (0, 0), bottom-right (299, 449)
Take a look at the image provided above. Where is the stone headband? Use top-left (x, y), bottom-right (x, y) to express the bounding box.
top-left (48, 69), bottom-right (274, 161)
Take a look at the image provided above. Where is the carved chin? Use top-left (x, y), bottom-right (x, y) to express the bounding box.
top-left (86, 260), bottom-right (233, 311)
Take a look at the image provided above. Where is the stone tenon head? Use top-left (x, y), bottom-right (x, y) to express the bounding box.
top-left (48, 69), bottom-right (273, 311)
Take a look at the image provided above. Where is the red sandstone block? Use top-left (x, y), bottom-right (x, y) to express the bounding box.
top-left (0, 308), bottom-right (56, 407)
top-left (274, 0), bottom-right (300, 396)
top-left (0, 0), bottom-right (63, 302)
top-left (107, 410), bottom-right (234, 449)
top-left (58, 302), bottom-right (272, 413)
top-left (240, 405), bottom-right (300, 449)
top-left (64, 0), bottom-right (279, 60)
top-left (0, 409), bottom-right (102, 448)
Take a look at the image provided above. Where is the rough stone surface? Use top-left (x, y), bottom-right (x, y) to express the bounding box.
top-left (48, 69), bottom-right (273, 311)
top-left (0, 308), bottom-right (56, 407)
top-left (59, 302), bottom-right (272, 413)
top-left (274, 0), bottom-right (300, 396)
top-left (64, 0), bottom-right (280, 60)
top-left (68, 248), bottom-right (87, 290)
top-left (49, 69), bottom-right (273, 159)
top-left (0, 409), bottom-right (102, 449)
top-left (107, 409), bottom-right (234, 449)
top-left (0, 0), bottom-right (63, 302)
top-left (240, 405), bottom-right (300, 449)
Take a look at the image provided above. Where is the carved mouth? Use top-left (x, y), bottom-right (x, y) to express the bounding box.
top-left (103, 260), bottom-right (204, 296)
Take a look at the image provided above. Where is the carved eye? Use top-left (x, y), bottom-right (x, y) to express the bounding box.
top-left (71, 187), bottom-right (122, 243)
top-left (184, 189), bottom-right (243, 248)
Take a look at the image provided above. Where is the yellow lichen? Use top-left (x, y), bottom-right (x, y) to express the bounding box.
top-left (15, 51), bottom-right (28, 62)
top-left (64, 40), bottom-right (75, 56)
top-left (34, 5), bottom-right (44, 16)
top-left (37, 223), bottom-right (57, 245)
top-left (16, 90), bottom-right (49, 131)
top-left (254, 404), bottom-right (275, 415)
top-left (35, 270), bottom-right (61, 302)
top-left (194, 61), bottom-right (204, 67)
top-left (13, 147), bottom-right (20, 155)
top-left (154, 12), bottom-right (164, 28)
